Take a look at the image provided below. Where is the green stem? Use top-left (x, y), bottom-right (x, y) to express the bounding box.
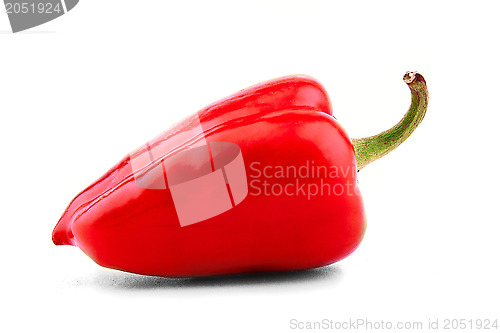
top-left (352, 71), bottom-right (429, 170)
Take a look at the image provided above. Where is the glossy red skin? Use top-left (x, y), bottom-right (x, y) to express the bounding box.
top-left (53, 76), bottom-right (366, 277)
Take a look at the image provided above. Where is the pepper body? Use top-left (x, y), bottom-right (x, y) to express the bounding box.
top-left (53, 76), bottom-right (366, 277)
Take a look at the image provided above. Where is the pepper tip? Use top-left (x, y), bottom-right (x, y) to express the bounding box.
top-left (52, 219), bottom-right (76, 246)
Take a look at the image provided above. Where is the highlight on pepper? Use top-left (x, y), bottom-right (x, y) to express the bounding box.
top-left (52, 71), bottom-right (428, 277)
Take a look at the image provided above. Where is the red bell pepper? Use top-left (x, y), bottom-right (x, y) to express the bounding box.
top-left (52, 72), bottom-right (428, 277)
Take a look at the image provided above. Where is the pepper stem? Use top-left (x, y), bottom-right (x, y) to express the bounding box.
top-left (352, 71), bottom-right (429, 170)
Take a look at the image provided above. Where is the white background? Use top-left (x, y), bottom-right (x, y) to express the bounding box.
top-left (1, 1), bottom-right (499, 332)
